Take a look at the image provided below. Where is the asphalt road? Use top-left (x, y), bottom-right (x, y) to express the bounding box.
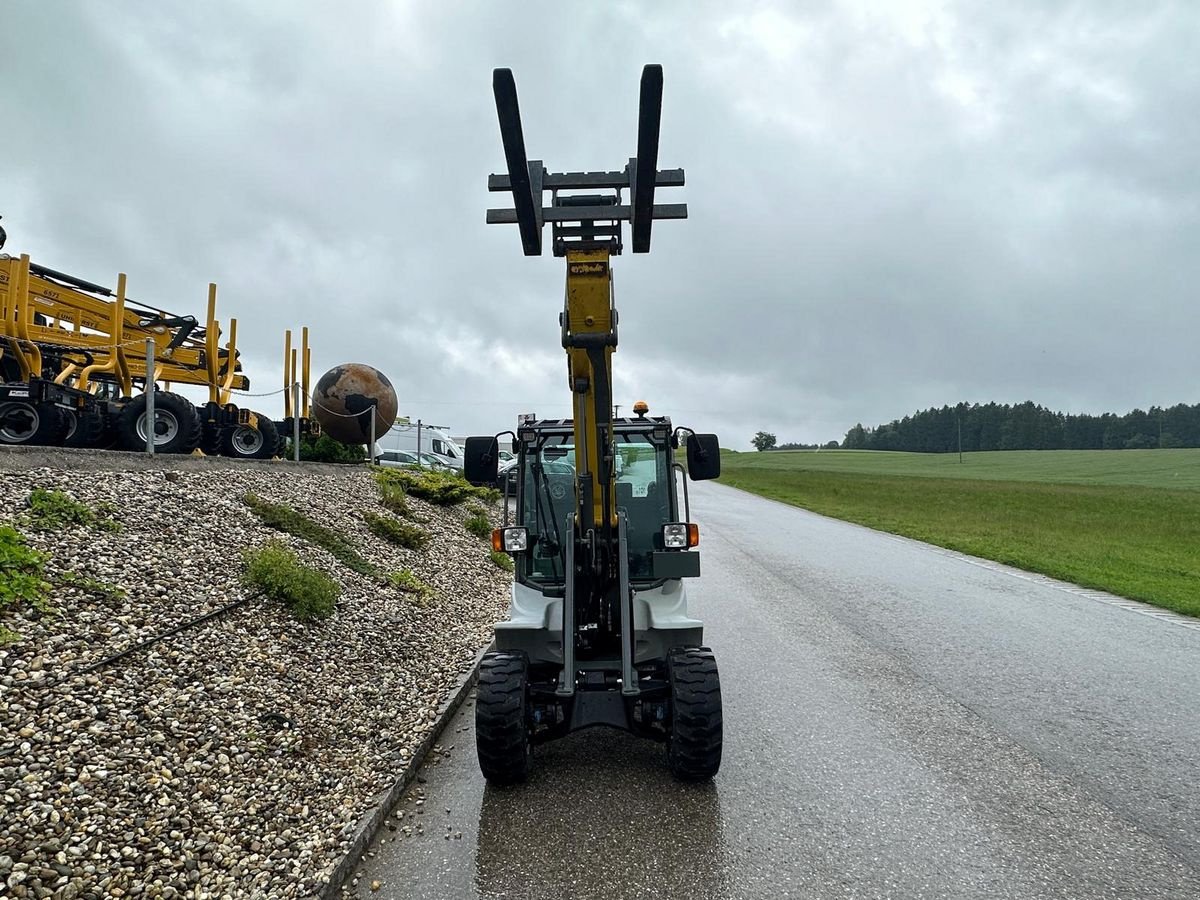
top-left (352, 481), bottom-right (1200, 899)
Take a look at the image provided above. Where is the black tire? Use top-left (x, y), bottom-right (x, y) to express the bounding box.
top-left (115, 392), bottom-right (202, 454)
top-left (475, 651), bottom-right (532, 785)
top-left (220, 411), bottom-right (279, 460)
top-left (200, 420), bottom-right (223, 457)
top-left (0, 400), bottom-right (63, 446)
top-left (59, 408), bottom-right (104, 451)
top-left (667, 647), bottom-right (723, 781)
top-left (60, 406), bottom-right (105, 449)
top-left (252, 414), bottom-right (279, 460)
top-left (275, 432), bottom-right (288, 459)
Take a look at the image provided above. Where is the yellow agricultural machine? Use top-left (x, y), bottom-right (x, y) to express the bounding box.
top-left (0, 240), bottom-right (315, 457)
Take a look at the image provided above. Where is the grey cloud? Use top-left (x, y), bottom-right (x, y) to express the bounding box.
top-left (2, 0), bottom-right (1197, 448)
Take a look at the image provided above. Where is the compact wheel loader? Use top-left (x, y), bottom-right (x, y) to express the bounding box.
top-left (464, 65), bottom-right (723, 783)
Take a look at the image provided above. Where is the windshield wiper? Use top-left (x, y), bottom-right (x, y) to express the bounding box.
top-left (532, 460), bottom-right (562, 582)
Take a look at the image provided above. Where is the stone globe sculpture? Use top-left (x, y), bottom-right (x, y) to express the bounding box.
top-left (311, 364), bottom-right (398, 445)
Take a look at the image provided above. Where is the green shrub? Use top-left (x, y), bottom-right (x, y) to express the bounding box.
top-left (0, 525), bottom-right (53, 643)
top-left (388, 569), bottom-right (435, 605)
top-left (465, 512), bottom-right (491, 539)
top-left (378, 480), bottom-right (411, 516)
top-left (375, 468), bottom-right (499, 507)
top-left (488, 550), bottom-right (515, 572)
top-left (243, 493), bottom-right (378, 576)
top-left (364, 512), bottom-right (429, 550)
top-left (288, 434), bottom-right (366, 464)
top-left (26, 488), bottom-right (120, 532)
top-left (243, 540), bottom-right (338, 622)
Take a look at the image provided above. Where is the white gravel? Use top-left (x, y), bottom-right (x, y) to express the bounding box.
top-left (0, 455), bottom-right (510, 899)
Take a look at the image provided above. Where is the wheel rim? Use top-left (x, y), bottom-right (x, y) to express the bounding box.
top-left (230, 425), bottom-right (264, 455)
top-left (0, 401), bottom-right (40, 442)
top-left (137, 409), bottom-right (180, 446)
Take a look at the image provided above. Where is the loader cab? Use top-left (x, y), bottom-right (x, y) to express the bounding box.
top-left (513, 417), bottom-right (682, 588)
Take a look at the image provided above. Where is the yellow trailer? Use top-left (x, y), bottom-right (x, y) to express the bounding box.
top-left (0, 248), bottom-right (299, 457)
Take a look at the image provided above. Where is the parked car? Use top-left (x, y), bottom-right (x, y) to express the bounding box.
top-left (388, 424), bottom-right (465, 471)
top-left (496, 458), bottom-right (519, 492)
top-left (376, 450), bottom-right (420, 468)
top-left (418, 452), bottom-right (454, 470)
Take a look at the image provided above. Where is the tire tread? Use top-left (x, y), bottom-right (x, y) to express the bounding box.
top-left (475, 650), bottom-right (531, 784)
top-left (667, 647), bottom-right (723, 781)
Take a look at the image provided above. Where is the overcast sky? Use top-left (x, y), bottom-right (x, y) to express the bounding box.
top-left (3, 1), bottom-right (1197, 449)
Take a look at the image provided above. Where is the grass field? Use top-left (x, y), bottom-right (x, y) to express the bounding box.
top-left (724, 448), bottom-right (1200, 490)
top-left (720, 449), bottom-right (1200, 618)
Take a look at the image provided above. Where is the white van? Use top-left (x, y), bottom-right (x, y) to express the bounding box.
top-left (378, 424), bottom-right (465, 471)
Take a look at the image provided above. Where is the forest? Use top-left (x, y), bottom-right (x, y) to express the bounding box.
top-left (840, 401), bottom-right (1200, 452)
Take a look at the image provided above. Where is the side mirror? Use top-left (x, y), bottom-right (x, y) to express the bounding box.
top-left (686, 433), bottom-right (721, 481)
top-left (464, 436), bottom-right (499, 486)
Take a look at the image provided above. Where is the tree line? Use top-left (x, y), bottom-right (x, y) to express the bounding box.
top-left (840, 401), bottom-right (1200, 452)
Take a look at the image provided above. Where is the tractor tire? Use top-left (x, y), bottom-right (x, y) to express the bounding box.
top-left (0, 400), bottom-right (63, 446)
top-left (475, 650), bottom-right (532, 785)
top-left (220, 411), bottom-right (279, 460)
top-left (667, 647), bottom-right (723, 782)
top-left (116, 392), bottom-right (202, 454)
top-left (199, 421), bottom-right (223, 457)
top-left (60, 407), bottom-right (105, 449)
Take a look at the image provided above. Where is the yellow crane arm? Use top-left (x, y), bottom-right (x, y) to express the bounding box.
top-left (563, 249), bottom-right (618, 532)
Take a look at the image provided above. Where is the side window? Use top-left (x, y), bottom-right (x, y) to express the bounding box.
top-left (432, 439), bottom-right (446, 454)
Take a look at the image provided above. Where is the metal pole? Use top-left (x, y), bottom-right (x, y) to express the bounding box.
top-left (417, 419), bottom-right (423, 467)
top-left (292, 382), bottom-right (302, 462)
top-left (369, 405), bottom-right (376, 465)
top-left (145, 339), bottom-right (155, 455)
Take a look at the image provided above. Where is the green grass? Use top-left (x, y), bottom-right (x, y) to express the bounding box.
top-left (243, 493), bottom-right (378, 576)
top-left (243, 540), bottom-right (339, 622)
top-left (720, 451), bottom-right (1200, 618)
top-left (723, 448), bottom-right (1200, 490)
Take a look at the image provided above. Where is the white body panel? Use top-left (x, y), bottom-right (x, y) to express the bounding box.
top-left (496, 578), bottom-right (704, 664)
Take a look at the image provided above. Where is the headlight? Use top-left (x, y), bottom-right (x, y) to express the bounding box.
top-left (662, 522), bottom-right (699, 549)
top-left (662, 523), bottom-right (688, 549)
top-left (492, 526), bottom-right (528, 553)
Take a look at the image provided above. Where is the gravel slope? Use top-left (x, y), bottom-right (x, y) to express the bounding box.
top-left (0, 454), bottom-right (510, 899)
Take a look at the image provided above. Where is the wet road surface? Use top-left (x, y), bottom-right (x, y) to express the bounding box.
top-left (351, 482), bottom-right (1200, 899)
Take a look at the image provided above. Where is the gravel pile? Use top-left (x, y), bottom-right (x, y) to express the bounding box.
top-left (0, 454), bottom-right (510, 899)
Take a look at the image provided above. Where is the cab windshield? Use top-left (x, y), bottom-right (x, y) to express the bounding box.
top-left (520, 429), bottom-right (673, 584)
